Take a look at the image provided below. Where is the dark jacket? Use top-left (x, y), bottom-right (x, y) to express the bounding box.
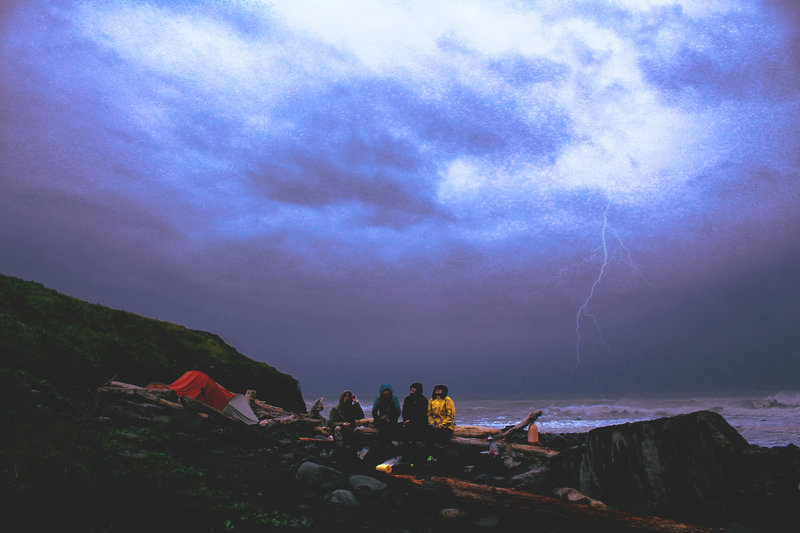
top-left (402, 382), bottom-right (428, 429)
top-left (328, 390), bottom-right (364, 428)
top-left (371, 384), bottom-right (401, 423)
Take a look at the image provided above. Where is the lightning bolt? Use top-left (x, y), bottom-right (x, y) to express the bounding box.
top-left (575, 202), bottom-right (610, 367)
top-left (558, 201), bottom-right (649, 392)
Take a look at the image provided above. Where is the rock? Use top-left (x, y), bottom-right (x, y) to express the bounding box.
top-left (347, 475), bottom-right (387, 496)
top-left (295, 461), bottom-right (340, 487)
top-left (438, 508), bottom-right (466, 520)
top-left (324, 489), bottom-right (360, 507)
top-left (553, 487), bottom-right (607, 509)
top-left (550, 410), bottom-right (768, 523)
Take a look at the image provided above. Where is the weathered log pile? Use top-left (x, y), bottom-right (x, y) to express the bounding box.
top-left (388, 474), bottom-right (721, 532)
top-left (92, 381), bottom-right (800, 532)
top-left (94, 381), bottom-right (317, 443)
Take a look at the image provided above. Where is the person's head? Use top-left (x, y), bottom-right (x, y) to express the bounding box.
top-left (432, 384), bottom-right (448, 399)
top-left (378, 384), bottom-right (393, 399)
top-left (340, 390), bottom-right (354, 404)
top-left (410, 382), bottom-right (423, 395)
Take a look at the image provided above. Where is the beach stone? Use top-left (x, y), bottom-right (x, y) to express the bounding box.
top-left (347, 474), bottom-right (387, 496)
top-left (323, 489), bottom-right (360, 507)
top-left (296, 461), bottom-right (340, 487)
top-left (438, 508), bottom-right (466, 520)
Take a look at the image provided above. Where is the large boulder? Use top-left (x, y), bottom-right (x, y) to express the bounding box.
top-left (550, 410), bottom-right (758, 524)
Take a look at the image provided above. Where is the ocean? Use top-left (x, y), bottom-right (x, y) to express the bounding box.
top-left (308, 390), bottom-right (800, 448)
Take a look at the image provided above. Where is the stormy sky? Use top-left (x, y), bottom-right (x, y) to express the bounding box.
top-left (2, 0), bottom-right (799, 397)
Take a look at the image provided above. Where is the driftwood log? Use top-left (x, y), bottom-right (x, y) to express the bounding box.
top-left (387, 474), bottom-right (722, 533)
top-left (489, 409), bottom-right (542, 440)
top-left (96, 381), bottom-right (298, 443)
top-left (451, 436), bottom-right (557, 460)
top-left (313, 417), bottom-right (557, 461)
top-left (323, 418), bottom-right (533, 439)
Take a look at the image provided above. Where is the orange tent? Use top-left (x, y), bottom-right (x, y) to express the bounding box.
top-left (167, 370), bottom-right (236, 411)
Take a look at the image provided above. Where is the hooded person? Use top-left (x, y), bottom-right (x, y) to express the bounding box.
top-left (426, 384), bottom-right (455, 459)
top-left (402, 382), bottom-right (428, 444)
top-left (327, 390), bottom-right (364, 449)
top-left (372, 383), bottom-right (401, 449)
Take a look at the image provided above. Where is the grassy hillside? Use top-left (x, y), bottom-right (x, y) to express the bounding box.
top-left (0, 273), bottom-right (306, 412)
top-left (1, 273), bottom-right (316, 531)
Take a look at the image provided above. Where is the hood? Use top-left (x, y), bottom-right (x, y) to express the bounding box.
top-left (433, 384), bottom-right (448, 398)
top-left (410, 382), bottom-right (423, 394)
top-left (378, 383), bottom-right (394, 395)
top-left (338, 390), bottom-right (353, 404)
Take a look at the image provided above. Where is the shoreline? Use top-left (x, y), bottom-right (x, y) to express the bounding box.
top-left (305, 390), bottom-right (800, 448)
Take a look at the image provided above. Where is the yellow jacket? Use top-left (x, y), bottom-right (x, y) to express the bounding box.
top-left (427, 396), bottom-right (455, 430)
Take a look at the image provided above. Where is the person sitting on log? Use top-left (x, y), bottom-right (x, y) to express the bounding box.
top-left (328, 390), bottom-right (364, 453)
top-left (372, 383), bottom-right (401, 451)
top-left (426, 384), bottom-right (455, 461)
top-left (401, 382), bottom-right (428, 452)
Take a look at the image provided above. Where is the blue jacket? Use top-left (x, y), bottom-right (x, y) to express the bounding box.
top-left (372, 384), bottom-right (401, 422)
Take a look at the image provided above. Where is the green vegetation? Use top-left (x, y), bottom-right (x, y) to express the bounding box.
top-left (0, 274), bottom-right (312, 531)
top-left (0, 274), bottom-right (305, 412)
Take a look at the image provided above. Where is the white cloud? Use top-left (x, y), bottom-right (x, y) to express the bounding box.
top-left (52, 0), bottom-right (756, 243)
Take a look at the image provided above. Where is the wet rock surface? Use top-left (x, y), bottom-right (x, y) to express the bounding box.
top-left (550, 410), bottom-right (800, 529)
